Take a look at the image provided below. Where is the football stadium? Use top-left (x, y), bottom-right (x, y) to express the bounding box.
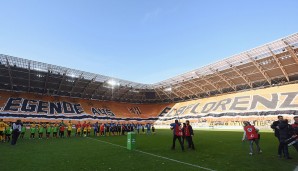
top-left (1, 33), bottom-right (298, 170)
top-left (1, 1), bottom-right (298, 171)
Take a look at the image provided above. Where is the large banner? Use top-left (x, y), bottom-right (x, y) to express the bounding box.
top-left (159, 84), bottom-right (298, 122)
top-left (1, 84), bottom-right (298, 124)
top-left (0, 91), bottom-right (173, 123)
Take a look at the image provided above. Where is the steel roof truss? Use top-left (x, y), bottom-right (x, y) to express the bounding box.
top-left (210, 68), bottom-right (236, 90)
top-left (28, 62), bottom-right (31, 92)
top-left (229, 63), bottom-right (253, 88)
top-left (284, 41), bottom-right (298, 64)
top-left (70, 72), bottom-right (84, 96)
top-left (5, 57), bottom-right (13, 90)
top-left (268, 48), bottom-right (289, 82)
top-left (57, 70), bottom-right (68, 93)
top-left (249, 55), bottom-right (271, 85)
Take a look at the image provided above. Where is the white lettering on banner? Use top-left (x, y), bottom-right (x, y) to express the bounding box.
top-left (164, 92), bottom-right (298, 117)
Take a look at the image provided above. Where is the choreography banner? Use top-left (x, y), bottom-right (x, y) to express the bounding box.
top-left (161, 84), bottom-right (298, 120)
top-left (0, 91), bottom-right (172, 122)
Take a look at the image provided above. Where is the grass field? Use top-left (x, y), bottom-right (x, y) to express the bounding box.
top-left (1, 129), bottom-right (297, 171)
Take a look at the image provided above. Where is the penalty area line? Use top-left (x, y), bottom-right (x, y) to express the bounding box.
top-left (86, 137), bottom-right (216, 171)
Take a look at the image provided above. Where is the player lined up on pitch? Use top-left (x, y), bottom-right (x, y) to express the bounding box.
top-left (1, 119), bottom-right (156, 141)
top-left (0, 119), bottom-right (23, 145)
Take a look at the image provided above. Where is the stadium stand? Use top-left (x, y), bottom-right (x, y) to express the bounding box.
top-left (0, 90), bottom-right (173, 123)
top-left (0, 33), bottom-right (298, 127)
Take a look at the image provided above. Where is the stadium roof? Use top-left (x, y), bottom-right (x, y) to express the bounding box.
top-left (0, 33), bottom-right (298, 103)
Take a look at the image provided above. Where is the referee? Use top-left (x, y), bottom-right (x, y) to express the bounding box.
top-left (11, 120), bottom-right (22, 145)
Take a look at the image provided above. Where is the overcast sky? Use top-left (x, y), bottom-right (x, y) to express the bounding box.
top-left (0, 0), bottom-right (297, 84)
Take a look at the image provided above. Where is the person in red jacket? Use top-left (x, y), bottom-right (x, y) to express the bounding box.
top-left (184, 120), bottom-right (195, 150)
top-left (242, 121), bottom-right (262, 155)
top-left (170, 120), bottom-right (184, 151)
top-left (290, 116), bottom-right (298, 152)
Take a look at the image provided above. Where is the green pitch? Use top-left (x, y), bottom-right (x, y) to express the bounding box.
top-left (0, 130), bottom-right (297, 171)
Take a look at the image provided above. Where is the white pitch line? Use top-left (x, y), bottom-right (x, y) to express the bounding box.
top-left (294, 166), bottom-right (298, 171)
top-left (86, 137), bottom-right (216, 171)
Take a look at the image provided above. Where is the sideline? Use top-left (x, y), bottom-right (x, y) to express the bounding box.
top-left (86, 137), bottom-right (216, 171)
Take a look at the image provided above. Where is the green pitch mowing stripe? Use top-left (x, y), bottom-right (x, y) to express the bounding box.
top-left (87, 137), bottom-right (216, 171)
top-left (0, 130), bottom-right (297, 171)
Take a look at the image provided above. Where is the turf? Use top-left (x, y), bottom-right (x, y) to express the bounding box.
top-left (0, 130), bottom-right (297, 171)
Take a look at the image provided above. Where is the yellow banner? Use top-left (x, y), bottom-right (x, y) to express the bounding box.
top-left (164, 83), bottom-right (298, 118)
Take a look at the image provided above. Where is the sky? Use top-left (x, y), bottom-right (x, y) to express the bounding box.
top-left (0, 0), bottom-right (297, 84)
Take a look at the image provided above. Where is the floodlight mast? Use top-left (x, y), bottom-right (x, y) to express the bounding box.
top-left (107, 80), bottom-right (117, 86)
top-left (107, 80), bottom-right (120, 99)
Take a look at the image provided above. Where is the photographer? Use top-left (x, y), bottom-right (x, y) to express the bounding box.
top-left (271, 115), bottom-right (283, 141)
top-left (11, 120), bottom-right (22, 145)
top-left (278, 119), bottom-right (293, 159)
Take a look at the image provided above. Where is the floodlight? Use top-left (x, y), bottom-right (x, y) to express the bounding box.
top-left (107, 80), bottom-right (119, 86)
top-left (164, 87), bottom-right (172, 92)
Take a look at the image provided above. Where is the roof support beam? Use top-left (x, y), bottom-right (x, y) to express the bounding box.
top-left (228, 63), bottom-right (253, 88)
top-left (210, 68), bottom-right (237, 90)
top-left (91, 83), bottom-right (104, 99)
top-left (123, 85), bottom-right (146, 101)
top-left (5, 57), bottom-right (13, 90)
top-left (195, 73), bottom-right (222, 93)
top-left (119, 84), bottom-right (133, 99)
top-left (178, 86), bottom-right (196, 98)
top-left (203, 77), bottom-right (222, 93)
top-left (249, 55), bottom-right (271, 85)
top-left (283, 41), bottom-right (298, 64)
top-left (187, 79), bottom-right (210, 96)
top-left (153, 88), bottom-right (163, 100)
top-left (101, 88), bottom-right (111, 97)
top-left (43, 69), bottom-right (50, 94)
top-left (170, 79), bottom-right (194, 98)
top-left (70, 73), bottom-right (84, 96)
top-left (173, 87), bottom-right (190, 98)
top-left (120, 89), bottom-right (131, 98)
top-left (268, 47), bottom-right (289, 82)
top-left (57, 70), bottom-right (68, 93)
top-left (27, 62), bottom-right (31, 92)
top-left (169, 88), bottom-right (180, 99)
top-left (157, 87), bottom-right (173, 99)
top-left (111, 83), bottom-right (127, 97)
top-left (81, 76), bottom-right (97, 98)
top-left (178, 81), bottom-right (196, 96)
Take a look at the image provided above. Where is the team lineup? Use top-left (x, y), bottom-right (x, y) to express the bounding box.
top-left (0, 119), bottom-right (156, 143)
